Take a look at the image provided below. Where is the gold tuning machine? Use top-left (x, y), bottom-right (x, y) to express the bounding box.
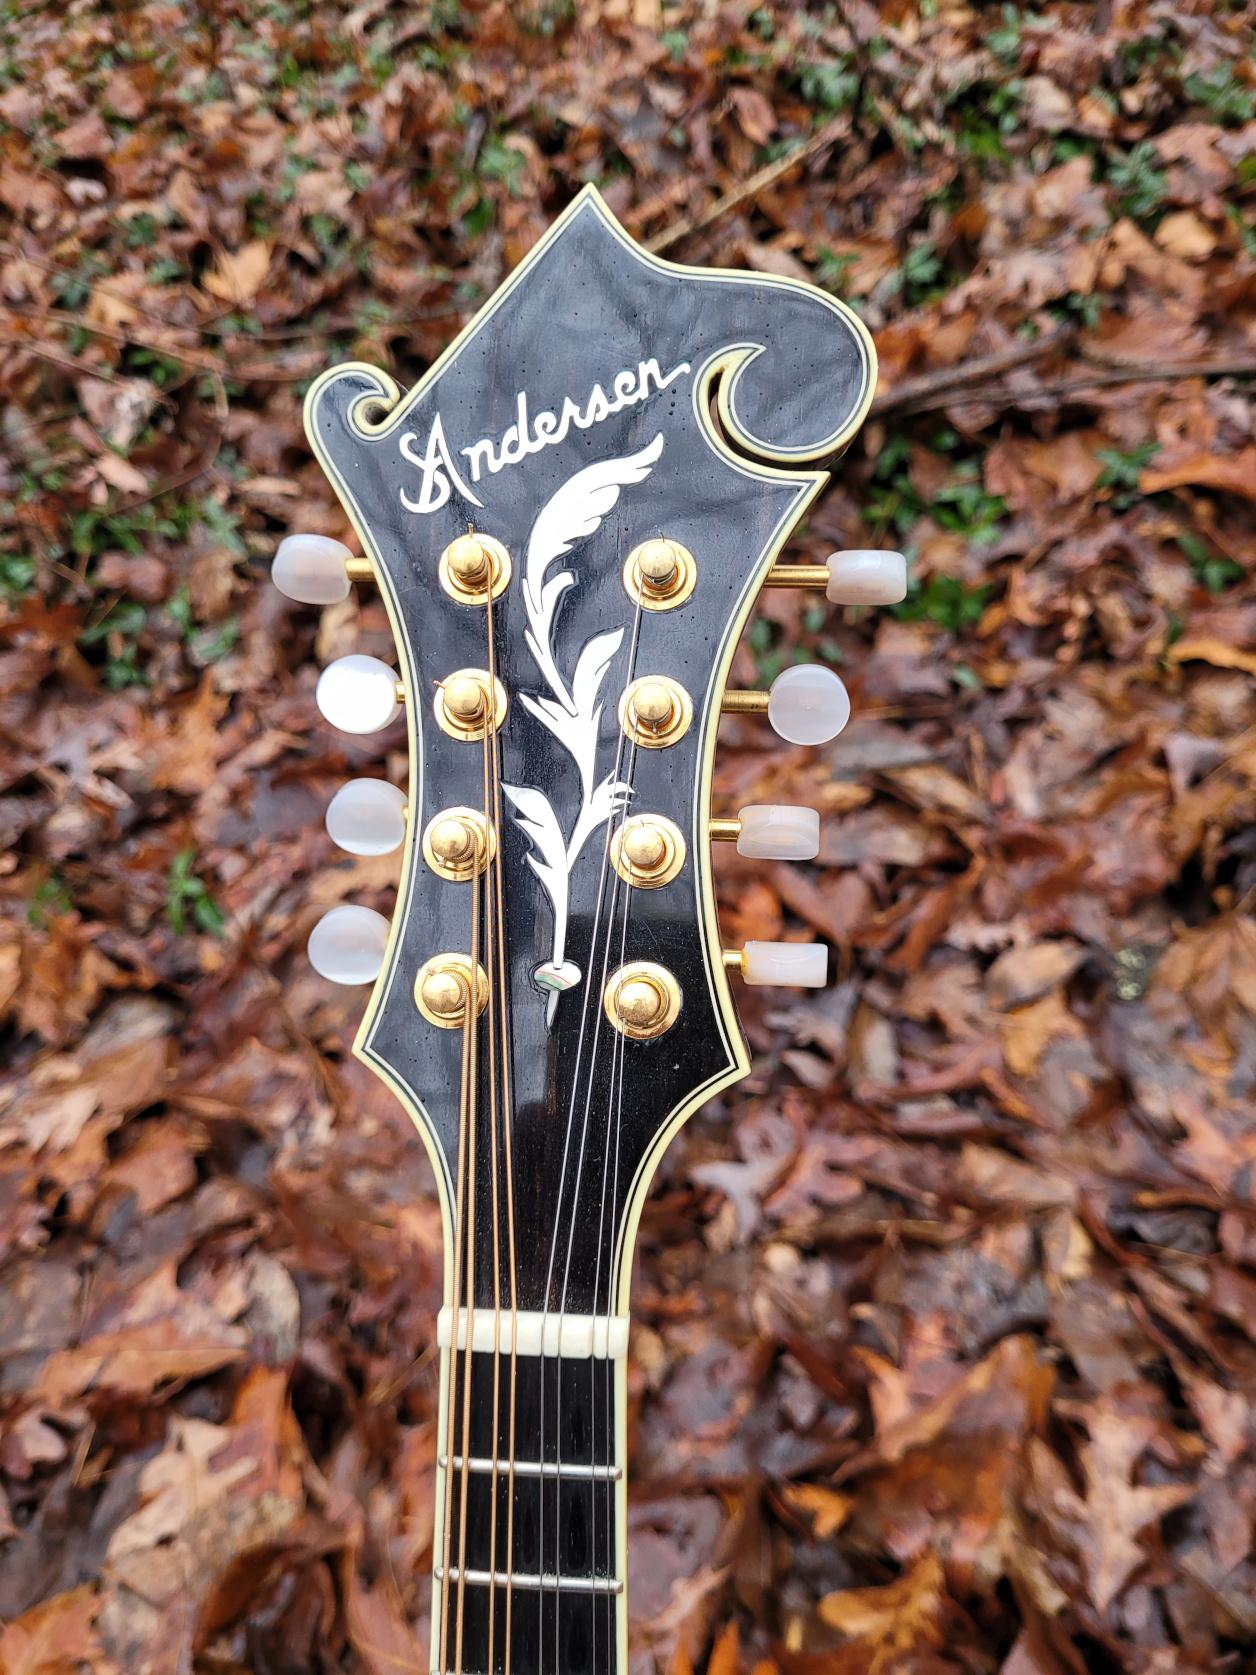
top-left (611, 814), bottom-right (685, 888)
top-left (415, 954), bottom-right (490, 1028)
top-left (604, 961), bottom-right (682, 1039)
top-left (434, 669), bottom-right (508, 740)
top-left (619, 676), bottom-right (692, 748)
top-left (623, 537), bottom-right (697, 610)
top-left (422, 808), bottom-right (495, 881)
top-left (439, 533), bottom-right (511, 603)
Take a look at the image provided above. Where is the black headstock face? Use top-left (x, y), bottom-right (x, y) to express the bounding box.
top-left (304, 189), bottom-right (873, 1312)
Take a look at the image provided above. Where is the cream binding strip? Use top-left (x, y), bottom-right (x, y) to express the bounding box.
top-left (436, 1306), bottom-right (630, 1359)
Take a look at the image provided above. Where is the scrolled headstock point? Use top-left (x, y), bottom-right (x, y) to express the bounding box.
top-left (604, 961), bottom-right (682, 1040)
top-left (439, 533), bottom-right (511, 604)
top-left (611, 814), bottom-right (685, 889)
top-left (414, 954), bottom-right (490, 1028)
top-left (422, 807), bottom-right (496, 881)
top-left (435, 670), bottom-right (508, 740)
top-left (624, 537), bottom-right (696, 611)
top-left (619, 676), bottom-right (692, 748)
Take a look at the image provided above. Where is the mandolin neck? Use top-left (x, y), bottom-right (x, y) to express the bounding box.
top-left (432, 1308), bottom-right (629, 1675)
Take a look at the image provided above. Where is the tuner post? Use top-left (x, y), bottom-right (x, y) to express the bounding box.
top-left (439, 532), bottom-right (512, 604)
top-left (414, 954), bottom-right (490, 1028)
top-left (623, 537), bottom-right (697, 610)
top-left (611, 814), bottom-right (686, 889)
top-left (604, 961), bottom-right (682, 1040)
top-left (435, 669), bottom-right (508, 741)
top-left (422, 807), bottom-right (496, 882)
top-left (619, 676), bottom-right (692, 748)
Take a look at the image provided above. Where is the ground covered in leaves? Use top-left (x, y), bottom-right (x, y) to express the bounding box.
top-left (2, 1), bottom-right (1255, 1671)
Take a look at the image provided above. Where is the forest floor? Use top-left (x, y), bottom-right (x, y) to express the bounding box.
top-left (1, 2), bottom-right (1255, 1672)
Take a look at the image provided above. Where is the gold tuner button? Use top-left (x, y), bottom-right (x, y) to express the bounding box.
top-left (624, 537), bottom-right (696, 610)
top-left (604, 960), bottom-right (682, 1040)
top-left (435, 669), bottom-right (508, 740)
top-left (422, 807), bottom-right (495, 882)
top-left (415, 954), bottom-right (490, 1028)
top-left (611, 814), bottom-right (685, 889)
top-left (619, 676), bottom-right (692, 748)
top-left (439, 532), bottom-right (511, 603)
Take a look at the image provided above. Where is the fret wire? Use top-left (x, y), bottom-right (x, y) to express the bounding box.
top-left (438, 1314), bottom-right (622, 1670)
top-left (436, 1567), bottom-right (624, 1596)
top-left (439, 1454), bottom-right (622, 1481)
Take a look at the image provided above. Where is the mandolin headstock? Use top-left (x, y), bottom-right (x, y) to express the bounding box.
top-left (273, 188), bottom-right (904, 1316)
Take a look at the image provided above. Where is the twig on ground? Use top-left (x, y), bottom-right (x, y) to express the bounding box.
top-left (889, 357), bottom-right (1256, 418)
top-left (869, 333), bottom-right (1074, 419)
top-left (647, 112), bottom-right (854, 254)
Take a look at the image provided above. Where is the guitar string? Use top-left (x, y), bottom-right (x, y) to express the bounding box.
top-left (587, 574), bottom-right (645, 1666)
top-left (453, 774), bottom-right (482, 1675)
top-left (552, 750), bottom-right (636, 1675)
top-left (536, 579), bottom-right (646, 1675)
top-left (592, 659), bottom-right (649, 1668)
top-left (438, 848), bottom-right (475, 1675)
top-left (550, 573), bottom-right (647, 1675)
top-left (480, 685), bottom-right (503, 1675)
top-left (486, 586), bottom-right (520, 1675)
top-left (585, 736), bottom-right (636, 1673)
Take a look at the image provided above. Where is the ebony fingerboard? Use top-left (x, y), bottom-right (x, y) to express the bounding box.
top-left (435, 1350), bottom-right (623, 1675)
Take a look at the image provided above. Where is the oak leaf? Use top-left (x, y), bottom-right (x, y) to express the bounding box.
top-left (203, 240), bottom-right (272, 305)
top-left (818, 1551), bottom-right (946, 1662)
